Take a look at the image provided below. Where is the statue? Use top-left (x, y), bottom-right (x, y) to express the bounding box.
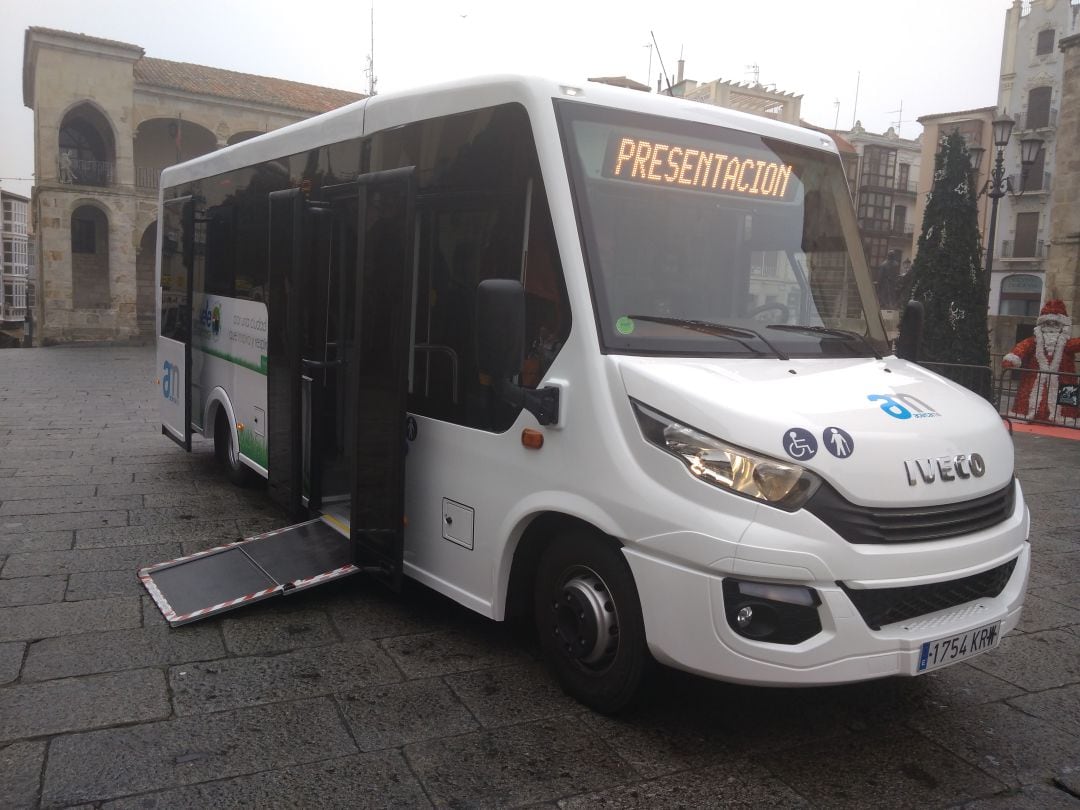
top-left (1001, 299), bottom-right (1080, 422)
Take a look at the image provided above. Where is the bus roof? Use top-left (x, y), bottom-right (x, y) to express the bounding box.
top-left (159, 74), bottom-right (837, 190)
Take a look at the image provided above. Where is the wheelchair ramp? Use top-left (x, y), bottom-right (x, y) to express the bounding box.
top-left (139, 518), bottom-right (356, 626)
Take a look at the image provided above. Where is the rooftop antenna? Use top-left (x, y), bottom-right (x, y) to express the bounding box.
top-left (650, 31), bottom-right (675, 95)
top-left (888, 100), bottom-right (905, 134)
top-left (745, 63), bottom-right (760, 85)
top-left (365, 2), bottom-right (378, 96)
top-left (850, 71), bottom-right (861, 129)
top-left (833, 98), bottom-right (841, 130)
top-left (643, 42), bottom-right (653, 89)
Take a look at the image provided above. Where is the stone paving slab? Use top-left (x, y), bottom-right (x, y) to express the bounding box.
top-left (0, 641), bottom-right (24, 685)
top-left (907, 701), bottom-right (1080, 787)
top-left (0, 668), bottom-right (170, 743)
top-left (0, 532), bottom-right (73, 556)
top-left (0, 495), bottom-right (145, 517)
top-left (337, 676), bottom-right (479, 751)
top-left (1, 543), bottom-right (182, 578)
top-left (959, 783), bottom-right (1080, 809)
top-left (558, 759), bottom-right (811, 809)
top-left (443, 661), bottom-right (581, 728)
top-left (42, 697), bottom-right (358, 807)
top-left (380, 627), bottom-right (533, 679)
top-left (968, 629), bottom-right (1080, 691)
top-left (770, 729), bottom-right (1006, 808)
top-left (65, 569), bottom-right (146, 601)
top-left (0, 597), bottom-right (142, 643)
top-left (75, 520), bottom-right (243, 549)
top-left (99, 750), bottom-right (432, 809)
top-left (0, 740), bottom-right (47, 810)
top-left (0, 575), bottom-right (67, 607)
top-left (167, 640), bottom-right (402, 715)
top-left (21, 624), bottom-right (226, 682)
top-left (220, 608), bottom-right (340, 656)
top-left (404, 716), bottom-right (639, 808)
top-left (0, 510), bottom-right (129, 533)
top-left (0, 483), bottom-right (97, 501)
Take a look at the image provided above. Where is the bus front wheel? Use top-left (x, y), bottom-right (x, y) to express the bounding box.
top-left (533, 530), bottom-right (649, 714)
top-left (214, 410), bottom-right (254, 487)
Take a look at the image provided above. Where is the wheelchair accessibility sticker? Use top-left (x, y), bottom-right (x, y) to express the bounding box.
top-left (783, 428), bottom-right (817, 460)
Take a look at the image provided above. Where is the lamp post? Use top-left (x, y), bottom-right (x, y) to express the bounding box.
top-left (968, 115), bottom-right (1045, 310)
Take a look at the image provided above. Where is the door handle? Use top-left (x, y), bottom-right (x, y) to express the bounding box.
top-left (301, 358), bottom-right (348, 369)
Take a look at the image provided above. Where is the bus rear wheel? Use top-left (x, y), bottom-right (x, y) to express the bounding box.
top-left (533, 530), bottom-right (649, 714)
top-left (214, 409), bottom-right (254, 487)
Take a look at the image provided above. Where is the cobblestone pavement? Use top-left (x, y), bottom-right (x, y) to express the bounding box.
top-left (1, 345), bottom-right (1079, 809)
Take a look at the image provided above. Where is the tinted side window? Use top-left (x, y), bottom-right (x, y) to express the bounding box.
top-left (372, 104), bottom-right (570, 431)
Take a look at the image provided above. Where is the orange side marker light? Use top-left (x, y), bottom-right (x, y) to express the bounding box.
top-left (521, 428), bottom-right (544, 450)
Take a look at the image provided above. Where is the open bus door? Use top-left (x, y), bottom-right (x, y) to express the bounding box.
top-left (350, 167), bottom-right (416, 592)
top-left (157, 196), bottom-right (196, 450)
top-left (141, 168), bottom-right (417, 624)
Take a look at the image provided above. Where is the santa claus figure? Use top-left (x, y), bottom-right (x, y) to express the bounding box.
top-left (1001, 299), bottom-right (1080, 422)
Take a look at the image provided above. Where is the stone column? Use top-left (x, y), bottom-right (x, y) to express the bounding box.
top-left (1049, 33), bottom-right (1080, 335)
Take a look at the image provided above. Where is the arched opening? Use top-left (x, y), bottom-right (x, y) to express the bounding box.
top-left (136, 222), bottom-right (157, 334)
top-left (59, 104), bottom-right (116, 187)
top-left (133, 118), bottom-right (218, 189)
top-left (228, 130), bottom-right (263, 146)
top-left (71, 205), bottom-right (110, 308)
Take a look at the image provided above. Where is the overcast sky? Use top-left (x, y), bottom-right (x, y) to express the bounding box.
top-left (1, 0), bottom-right (1012, 199)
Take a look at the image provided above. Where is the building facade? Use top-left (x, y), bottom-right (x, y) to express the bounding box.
top-left (1048, 31), bottom-right (1080, 330)
top-left (831, 122), bottom-right (922, 279)
top-left (989, 0), bottom-right (1079, 317)
top-left (22, 27), bottom-right (362, 344)
top-left (1, 189), bottom-right (31, 328)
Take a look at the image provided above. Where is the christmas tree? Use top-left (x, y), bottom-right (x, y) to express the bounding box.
top-left (903, 130), bottom-right (990, 376)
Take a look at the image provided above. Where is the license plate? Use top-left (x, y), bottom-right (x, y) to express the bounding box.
top-left (917, 621), bottom-right (1001, 672)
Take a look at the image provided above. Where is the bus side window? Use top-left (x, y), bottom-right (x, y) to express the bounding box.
top-left (522, 187), bottom-right (570, 389)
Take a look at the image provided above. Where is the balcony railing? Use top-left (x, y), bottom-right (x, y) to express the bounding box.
top-left (57, 157), bottom-right (114, 187)
top-left (1000, 239), bottom-right (1047, 259)
top-left (136, 166), bottom-right (164, 190)
top-left (1008, 171), bottom-right (1052, 194)
top-left (1014, 108), bottom-right (1058, 131)
top-left (893, 179), bottom-right (918, 195)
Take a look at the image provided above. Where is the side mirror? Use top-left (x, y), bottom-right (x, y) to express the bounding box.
top-left (896, 299), bottom-right (924, 362)
top-left (476, 278), bottom-right (524, 380)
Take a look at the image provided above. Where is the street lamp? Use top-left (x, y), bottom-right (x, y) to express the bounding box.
top-left (970, 115), bottom-right (1044, 297)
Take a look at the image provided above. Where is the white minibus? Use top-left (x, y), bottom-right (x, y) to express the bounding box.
top-left (144, 76), bottom-right (1029, 712)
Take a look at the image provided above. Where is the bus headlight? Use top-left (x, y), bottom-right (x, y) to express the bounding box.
top-left (633, 402), bottom-right (821, 511)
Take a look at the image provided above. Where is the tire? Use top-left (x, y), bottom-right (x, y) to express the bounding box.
top-left (533, 529), bottom-right (649, 714)
top-left (214, 409), bottom-right (254, 487)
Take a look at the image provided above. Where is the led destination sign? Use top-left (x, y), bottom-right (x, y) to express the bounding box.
top-left (604, 135), bottom-right (796, 201)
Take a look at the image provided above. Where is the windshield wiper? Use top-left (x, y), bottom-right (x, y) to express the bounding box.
top-left (626, 315), bottom-right (789, 360)
top-left (766, 324), bottom-right (882, 359)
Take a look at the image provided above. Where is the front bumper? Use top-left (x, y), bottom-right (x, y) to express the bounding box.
top-left (623, 541), bottom-right (1029, 686)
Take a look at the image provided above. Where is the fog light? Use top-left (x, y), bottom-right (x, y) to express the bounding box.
top-left (723, 579), bottom-right (822, 645)
top-left (736, 605), bottom-right (754, 628)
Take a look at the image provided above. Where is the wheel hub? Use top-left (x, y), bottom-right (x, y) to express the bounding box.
top-left (552, 570), bottom-right (619, 666)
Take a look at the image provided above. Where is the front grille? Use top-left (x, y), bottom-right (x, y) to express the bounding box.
top-left (805, 481), bottom-right (1016, 544)
top-left (840, 558), bottom-right (1017, 630)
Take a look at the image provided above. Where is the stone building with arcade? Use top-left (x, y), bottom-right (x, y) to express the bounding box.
top-left (22, 27), bottom-right (362, 344)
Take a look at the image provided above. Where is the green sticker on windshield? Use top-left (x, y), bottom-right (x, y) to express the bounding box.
top-left (616, 316), bottom-right (635, 335)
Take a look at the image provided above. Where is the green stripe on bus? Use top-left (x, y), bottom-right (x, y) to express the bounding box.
top-left (194, 346), bottom-right (268, 376)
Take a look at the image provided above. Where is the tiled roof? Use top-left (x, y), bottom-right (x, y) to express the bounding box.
top-left (134, 57), bottom-right (364, 115)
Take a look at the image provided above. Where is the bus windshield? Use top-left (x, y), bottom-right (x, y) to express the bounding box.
top-left (557, 101), bottom-right (888, 359)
